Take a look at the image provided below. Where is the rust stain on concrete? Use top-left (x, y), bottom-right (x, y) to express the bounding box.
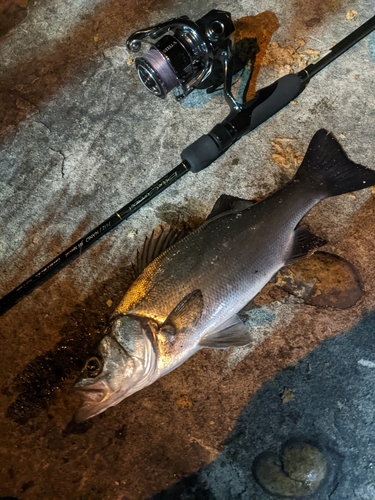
top-left (270, 137), bottom-right (304, 169)
top-left (262, 40), bottom-right (321, 77)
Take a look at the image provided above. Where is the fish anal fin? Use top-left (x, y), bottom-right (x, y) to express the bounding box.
top-left (207, 194), bottom-right (256, 220)
top-left (286, 225), bottom-right (326, 266)
top-left (162, 289), bottom-right (204, 334)
top-left (199, 314), bottom-right (251, 349)
top-left (132, 225), bottom-right (190, 279)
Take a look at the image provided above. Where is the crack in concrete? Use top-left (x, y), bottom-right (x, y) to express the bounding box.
top-left (328, 480), bottom-right (340, 499)
top-left (35, 121), bottom-right (51, 133)
top-left (49, 147), bottom-right (66, 178)
top-left (103, 69), bottom-right (114, 117)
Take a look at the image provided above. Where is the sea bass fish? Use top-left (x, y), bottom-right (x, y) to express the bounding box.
top-left (73, 129), bottom-right (375, 422)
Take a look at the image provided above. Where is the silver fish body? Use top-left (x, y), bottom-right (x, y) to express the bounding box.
top-left (73, 130), bottom-right (375, 421)
top-left (118, 184), bottom-right (317, 371)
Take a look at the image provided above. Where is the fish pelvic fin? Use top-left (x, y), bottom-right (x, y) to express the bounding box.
top-left (286, 225), bottom-right (327, 265)
top-left (162, 289), bottom-right (204, 335)
top-left (199, 314), bottom-right (251, 349)
top-left (294, 129), bottom-right (375, 197)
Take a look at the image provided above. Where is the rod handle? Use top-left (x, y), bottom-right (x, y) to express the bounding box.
top-left (181, 74), bottom-right (305, 173)
top-left (228, 73), bottom-right (305, 136)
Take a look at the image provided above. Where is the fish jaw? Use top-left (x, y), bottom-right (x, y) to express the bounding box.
top-left (72, 318), bottom-right (158, 422)
top-left (72, 378), bottom-right (116, 422)
top-left (72, 371), bottom-right (155, 422)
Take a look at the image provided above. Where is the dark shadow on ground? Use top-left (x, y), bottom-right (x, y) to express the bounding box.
top-left (153, 311), bottom-right (375, 499)
top-left (4, 259), bottom-right (135, 424)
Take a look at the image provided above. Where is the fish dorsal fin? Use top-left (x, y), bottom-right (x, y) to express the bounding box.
top-left (286, 226), bottom-right (326, 265)
top-left (199, 314), bottom-right (251, 348)
top-left (133, 226), bottom-right (189, 279)
top-left (161, 290), bottom-right (204, 336)
top-left (207, 194), bottom-right (255, 220)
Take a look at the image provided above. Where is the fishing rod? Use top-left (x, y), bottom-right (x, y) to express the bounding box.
top-left (1, 11), bottom-right (375, 317)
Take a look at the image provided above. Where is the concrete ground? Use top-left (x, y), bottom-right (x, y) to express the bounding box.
top-left (1, 0), bottom-right (375, 499)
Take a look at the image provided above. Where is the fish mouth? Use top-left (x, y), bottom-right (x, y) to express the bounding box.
top-left (71, 377), bottom-right (155, 422)
top-left (72, 377), bottom-right (108, 399)
top-left (71, 376), bottom-right (138, 422)
top-left (72, 387), bottom-right (133, 423)
top-left (73, 399), bottom-right (109, 423)
top-left (71, 386), bottom-right (106, 404)
top-left (71, 378), bottom-right (113, 422)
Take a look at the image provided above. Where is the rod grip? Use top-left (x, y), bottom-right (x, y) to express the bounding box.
top-left (226, 74), bottom-right (305, 137)
top-left (181, 134), bottom-right (222, 173)
top-left (250, 73), bottom-right (304, 130)
top-left (180, 122), bottom-right (234, 173)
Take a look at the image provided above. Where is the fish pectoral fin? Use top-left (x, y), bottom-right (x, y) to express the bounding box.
top-left (157, 324), bottom-right (175, 341)
top-left (163, 289), bottom-right (204, 334)
top-left (206, 194), bottom-right (256, 220)
top-left (285, 225), bottom-right (326, 265)
top-left (199, 314), bottom-right (251, 349)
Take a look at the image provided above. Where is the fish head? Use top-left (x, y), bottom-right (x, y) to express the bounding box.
top-left (72, 315), bottom-right (157, 422)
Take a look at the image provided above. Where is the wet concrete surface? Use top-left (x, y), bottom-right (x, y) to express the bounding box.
top-left (1, 0), bottom-right (375, 499)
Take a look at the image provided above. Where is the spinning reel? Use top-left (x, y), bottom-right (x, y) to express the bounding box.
top-left (126, 9), bottom-right (257, 113)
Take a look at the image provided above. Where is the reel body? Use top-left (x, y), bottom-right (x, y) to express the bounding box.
top-left (126, 10), bottom-right (235, 100)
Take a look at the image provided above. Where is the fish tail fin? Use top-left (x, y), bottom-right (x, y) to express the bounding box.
top-left (294, 129), bottom-right (375, 197)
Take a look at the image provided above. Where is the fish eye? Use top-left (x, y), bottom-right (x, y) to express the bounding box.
top-left (85, 356), bottom-right (103, 378)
